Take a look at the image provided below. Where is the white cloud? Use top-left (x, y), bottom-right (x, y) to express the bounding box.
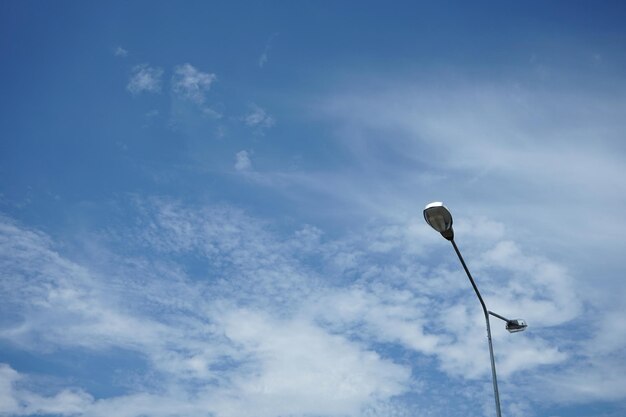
top-left (237, 78), bottom-right (626, 370)
top-left (258, 52), bottom-right (268, 68)
top-left (171, 63), bottom-right (216, 103)
top-left (0, 364), bottom-right (94, 416)
top-left (134, 200), bottom-right (589, 384)
top-left (0, 193), bottom-right (623, 416)
top-left (258, 33), bottom-right (278, 68)
top-left (313, 79), bottom-right (626, 250)
top-left (536, 360), bottom-right (626, 403)
top-left (0, 365), bottom-right (20, 414)
top-left (127, 64), bottom-right (163, 95)
top-left (234, 150), bottom-right (252, 172)
top-left (243, 104), bottom-right (274, 131)
top-left (202, 107), bottom-right (223, 119)
top-left (209, 309), bottom-right (410, 417)
top-left (0, 206), bottom-right (412, 417)
top-left (293, 214), bottom-right (584, 383)
top-left (114, 46), bottom-right (128, 57)
top-left (310, 287), bottom-right (440, 354)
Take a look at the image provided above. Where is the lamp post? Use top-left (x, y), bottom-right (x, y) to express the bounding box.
top-left (423, 202), bottom-right (527, 417)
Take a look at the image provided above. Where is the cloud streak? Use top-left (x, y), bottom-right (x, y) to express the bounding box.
top-left (258, 33), bottom-right (278, 68)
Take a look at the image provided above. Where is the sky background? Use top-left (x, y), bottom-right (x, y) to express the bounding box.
top-left (2, 1), bottom-right (626, 417)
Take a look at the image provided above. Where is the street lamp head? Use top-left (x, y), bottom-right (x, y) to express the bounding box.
top-left (505, 319), bottom-right (527, 333)
top-left (424, 202), bottom-right (454, 240)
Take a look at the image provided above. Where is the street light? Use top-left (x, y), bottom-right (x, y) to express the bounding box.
top-left (424, 202), bottom-right (527, 417)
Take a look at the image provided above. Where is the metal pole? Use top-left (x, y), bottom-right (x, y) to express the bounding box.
top-left (451, 239), bottom-right (502, 417)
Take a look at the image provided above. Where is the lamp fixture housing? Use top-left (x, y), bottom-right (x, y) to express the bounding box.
top-left (505, 319), bottom-right (528, 333)
top-left (423, 202), bottom-right (454, 240)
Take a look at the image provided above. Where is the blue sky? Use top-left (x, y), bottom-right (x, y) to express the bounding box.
top-left (2, 2), bottom-right (626, 417)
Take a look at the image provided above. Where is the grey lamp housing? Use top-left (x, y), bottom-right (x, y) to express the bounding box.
top-left (423, 202), bottom-right (454, 240)
top-left (505, 319), bottom-right (528, 333)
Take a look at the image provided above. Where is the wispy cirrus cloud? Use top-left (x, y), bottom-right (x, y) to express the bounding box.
top-left (127, 64), bottom-right (163, 95)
